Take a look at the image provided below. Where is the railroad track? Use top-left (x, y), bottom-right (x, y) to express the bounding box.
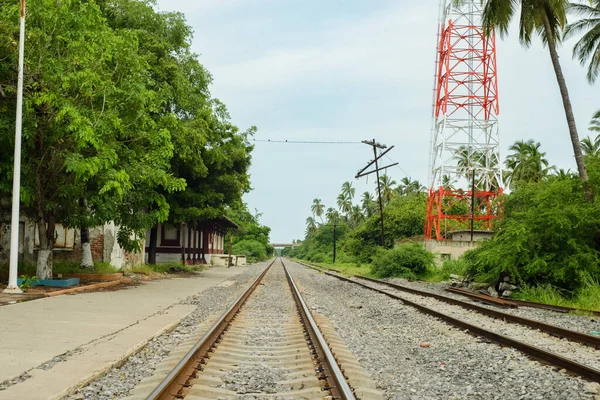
top-left (294, 259), bottom-right (600, 383)
top-left (125, 258), bottom-right (381, 400)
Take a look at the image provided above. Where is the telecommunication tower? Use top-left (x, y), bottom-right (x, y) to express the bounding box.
top-left (425, 0), bottom-right (503, 240)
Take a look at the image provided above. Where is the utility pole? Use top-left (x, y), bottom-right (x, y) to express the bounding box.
top-left (332, 223), bottom-right (337, 263)
top-left (356, 140), bottom-right (398, 247)
top-left (5, 0), bottom-right (27, 294)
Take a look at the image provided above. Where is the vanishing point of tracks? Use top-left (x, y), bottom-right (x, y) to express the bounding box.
top-left (141, 258), bottom-right (362, 400)
top-left (297, 260), bottom-right (600, 384)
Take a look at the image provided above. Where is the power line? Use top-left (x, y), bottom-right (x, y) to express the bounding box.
top-left (252, 139), bottom-right (362, 144)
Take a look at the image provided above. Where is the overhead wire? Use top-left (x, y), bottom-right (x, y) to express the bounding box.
top-left (252, 138), bottom-right (362, 144)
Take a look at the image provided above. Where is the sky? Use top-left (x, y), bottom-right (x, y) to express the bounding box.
top-left (155, 0), bottom-right (599, 243)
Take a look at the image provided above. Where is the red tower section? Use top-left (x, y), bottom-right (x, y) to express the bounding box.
top-left (425, 3), bottom-right (503, 240)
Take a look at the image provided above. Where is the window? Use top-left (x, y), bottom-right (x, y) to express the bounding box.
top-left (160, 225), bottom-right (181, 247)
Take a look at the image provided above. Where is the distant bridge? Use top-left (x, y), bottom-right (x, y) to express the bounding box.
top-left (270, 243), bottom-right (301, 248)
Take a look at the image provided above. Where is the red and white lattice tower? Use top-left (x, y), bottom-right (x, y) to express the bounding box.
top-left (425, 0), bottom-right (503, 240)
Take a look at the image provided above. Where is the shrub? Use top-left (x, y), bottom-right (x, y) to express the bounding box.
top-left (231, 239), bottom-right (268, 263)
top-left (463, 176), bottom-right (600, 291)
top-left (370, 243), bottom-right (434, 279)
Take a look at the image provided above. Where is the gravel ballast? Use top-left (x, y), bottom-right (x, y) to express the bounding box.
top-left (354, 277), bottom-right (600, 371)
top-left (286, 260), bottom-right (598, 400)
top-left (63, 261), bottom-right (270, 400)
top-left (387, 277), bottom-right (600, 336)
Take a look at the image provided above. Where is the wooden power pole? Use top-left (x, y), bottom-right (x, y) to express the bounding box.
top-left (356, 140), bottom-right (398, 247)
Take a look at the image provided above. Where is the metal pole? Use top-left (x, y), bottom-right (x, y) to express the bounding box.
top-left (5, 0), bottom-right (27, 294)
top-left (228, 233), bottom-right (233, 267)
top-left (332, 224), bottom-right (336, 263)
top-left (471, 169), bottom-right (475, 242)
top-left (373, 139), bottom-right (385, 247)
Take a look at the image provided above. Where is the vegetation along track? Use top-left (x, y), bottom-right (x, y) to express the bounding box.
top-left (130, 258), bottom-right (372, 400)
top-left (295, 260), bottom-right (600, 383)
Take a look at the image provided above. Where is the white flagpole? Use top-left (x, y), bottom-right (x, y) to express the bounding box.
top-left (5, 0), bottom-right (27, 294)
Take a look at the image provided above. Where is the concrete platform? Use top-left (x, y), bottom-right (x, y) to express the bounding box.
top-left (0, 266), bottom-right (250, 399)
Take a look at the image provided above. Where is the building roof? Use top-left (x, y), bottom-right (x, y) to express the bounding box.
top-left (197, 216), bottom-right (239, 232)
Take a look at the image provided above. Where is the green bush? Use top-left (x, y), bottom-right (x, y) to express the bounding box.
top-left (463, 175), bottom-right (600, 291)
top-left (231, 239), bottom-right (268, 263)
top-left (370, 243), bottom-right (434, 280)
top-left (345, 194), bottom-right (425, 262)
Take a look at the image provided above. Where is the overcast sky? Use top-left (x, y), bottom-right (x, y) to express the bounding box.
top-left (155, 0), bottom-right (599, 243)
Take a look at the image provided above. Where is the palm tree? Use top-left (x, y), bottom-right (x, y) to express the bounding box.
top-left (505, 140), bottom-right (554, 186)
top-left (336, 193), bottom-right (352, 215)
top-left (454, 146), bottom-right (480, 180)
top-left (340, 181), bottom-right (355, 201)
top-left (311, 198), bottom-right (325, 223)
top-left (360, 192), bottom-right (376, 217)
top-left (591, 110), bottom-right (600, 132)
top-left (378, 174), bottom-right (397, 204)
top-left (442, 174), bottom-right (455, 190)
top-left (554, 168), bottom-right (576, 180)
top-left (581, 135), bottom-right (600, 156)
top-left (481, 0), bottom-right (589, 185)
top-left (325, 207), bottom-right (341, 224)
top-left (305, 216), bottom-right (317, 234)
top-left (349, 205), bottom-right (365, 227)
top-left (399, 177), bottom-right (426, 196)
top-left (565, 1), bottom-right (600, 83)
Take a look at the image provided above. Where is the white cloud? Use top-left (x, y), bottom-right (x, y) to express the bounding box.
top-left (209, 3), bottom-right (438, 90)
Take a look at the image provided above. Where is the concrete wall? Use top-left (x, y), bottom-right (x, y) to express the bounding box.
top-left (210, 254), bottom-right (247, 267)
top-left (424, 240), bottom-right (480, 265)
top-left (450, 231), bottom-right (494, 242)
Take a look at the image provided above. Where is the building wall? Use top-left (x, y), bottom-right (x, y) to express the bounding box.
top-left (0, 216), bottom-right (143, 269)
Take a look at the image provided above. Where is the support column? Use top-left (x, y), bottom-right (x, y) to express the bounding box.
top-left (187, 226), bottom-right (192, 262)
top-left (192, 228), bottom-right (198, 264)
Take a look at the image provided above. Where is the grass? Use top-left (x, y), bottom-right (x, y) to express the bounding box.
top-left (128, 262), bottom-right (205, 276)
top-left (423, 259), bottom-right (470, 283)
top-left (291, 259), bottom-right (374, 278)
top-left (513, 272), bottom-right (600, 312)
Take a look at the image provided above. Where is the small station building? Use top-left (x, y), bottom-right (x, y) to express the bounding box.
top-left (144, 217), bottom-right (238, 265)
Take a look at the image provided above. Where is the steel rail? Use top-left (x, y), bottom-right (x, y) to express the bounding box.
top-left (294, 260), bottom-right (600, 383)
top-left (508, 298), bottom-right (600, 317)
top-left (146, 259), bottom-right (276, 400)
top-left (296, 261), bottom-right (600, 348)
top-left (281, 260), bottom-right (357, 400)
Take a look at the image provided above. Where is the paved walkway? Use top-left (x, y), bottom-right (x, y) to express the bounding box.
top-left (0, 266), bottom-right (250, 400)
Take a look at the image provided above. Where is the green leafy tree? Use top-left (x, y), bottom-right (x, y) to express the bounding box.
top-left (481, 0), bottom-right (589, 188)
top-left (226, 202), bottom-right (272, 261)
top-left (0, 0), bottom-right (184, 278)
top-left (464, 165), bottom-right (600, 291)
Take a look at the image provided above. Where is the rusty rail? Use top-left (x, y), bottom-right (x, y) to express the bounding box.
top-left (146, 259), bottom-right (275, 400)
top-left (294, 260), bottom-right (600, 382)
top-left (282, 259), bottom-right (356, 399)
top-left (147, 258), bottom-right (356, 400)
